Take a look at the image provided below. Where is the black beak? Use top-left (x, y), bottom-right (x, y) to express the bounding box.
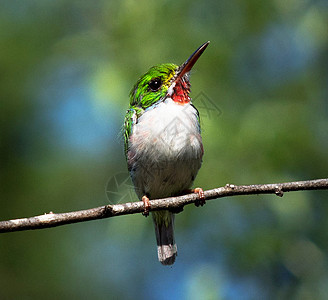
top-left (175, 41), bottom-right (210, 82)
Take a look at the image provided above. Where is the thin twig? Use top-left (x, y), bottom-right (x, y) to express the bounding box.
top-left (0, 178), bottom-right (327, 233)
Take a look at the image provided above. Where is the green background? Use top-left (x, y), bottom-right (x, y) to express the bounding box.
top-left (1, 0), bottom-right (328, 299)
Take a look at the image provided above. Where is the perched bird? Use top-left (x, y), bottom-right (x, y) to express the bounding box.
top-left (124, 42), bottom-right (209, 265)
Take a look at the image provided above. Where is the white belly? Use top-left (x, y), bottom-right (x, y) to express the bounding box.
top-left (128, 98), bottom-right (203, 199)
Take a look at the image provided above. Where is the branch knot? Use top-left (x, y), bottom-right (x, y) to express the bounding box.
top-left (275, 185), bottom-right (284, 197)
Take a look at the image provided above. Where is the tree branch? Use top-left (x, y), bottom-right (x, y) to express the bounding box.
top-left (1, 178), bottom-right (327, 233)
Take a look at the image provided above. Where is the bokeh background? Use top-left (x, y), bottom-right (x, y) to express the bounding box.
top-left (1, 0), bottom-right (328, 299)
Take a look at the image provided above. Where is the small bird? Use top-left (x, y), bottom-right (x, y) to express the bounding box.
top-left (124, 41), bottom-right (209, 265)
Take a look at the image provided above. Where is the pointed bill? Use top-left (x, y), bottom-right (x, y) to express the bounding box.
top-left (175, 41), bottom-right (210, 82)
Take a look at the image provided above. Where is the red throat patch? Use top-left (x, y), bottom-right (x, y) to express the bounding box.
top-left (171, 79), bottom-right (191, 105)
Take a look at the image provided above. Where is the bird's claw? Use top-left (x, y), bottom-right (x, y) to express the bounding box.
top-left (142, 195), bottom-right (151, 217)
top-left (193, 187), bottom-right (206, 207)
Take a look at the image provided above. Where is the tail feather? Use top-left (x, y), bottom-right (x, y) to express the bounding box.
top-left (152, 211), bottom-right (177, 265)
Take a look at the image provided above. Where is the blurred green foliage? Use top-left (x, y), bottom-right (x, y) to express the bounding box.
top-left (1, 0), bottom-right (328, 299)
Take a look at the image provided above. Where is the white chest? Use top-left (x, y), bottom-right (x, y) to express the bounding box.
top-left (128, 98), bottom-right (203, 198)
top-left (131, 98), bottom-right (202, 159)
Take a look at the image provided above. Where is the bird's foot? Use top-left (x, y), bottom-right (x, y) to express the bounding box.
top-left (142, 195), bottom-right (151, 217)
top-left (192, 187), bottom-right (206, 207)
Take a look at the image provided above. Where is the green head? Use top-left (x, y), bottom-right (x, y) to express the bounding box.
top-left (130, 63), bottom-right (178, 108)
top-left (129, 41), bottom-right (210, 110)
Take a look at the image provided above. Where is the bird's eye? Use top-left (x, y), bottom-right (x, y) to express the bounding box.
top-left (148, 78), bottom-right (162, 91)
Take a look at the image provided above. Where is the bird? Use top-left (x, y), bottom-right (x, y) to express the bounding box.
top-left (123, 41), bottom-right (209, 265)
